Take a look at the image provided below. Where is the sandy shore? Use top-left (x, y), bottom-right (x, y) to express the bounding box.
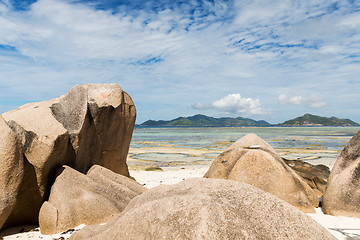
top-left (1, 166), bottom-right (360, 240)
top-left (130, 165), bottom-right (209, 188)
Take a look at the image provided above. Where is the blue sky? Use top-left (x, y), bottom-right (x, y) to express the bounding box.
top-left (1, 0), bottom-right (360, 124)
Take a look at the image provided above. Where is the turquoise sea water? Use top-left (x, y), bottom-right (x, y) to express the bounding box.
top-left (129, 127), bottom-right (360, 167)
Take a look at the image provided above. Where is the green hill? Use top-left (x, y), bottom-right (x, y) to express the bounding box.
top-left (140, 114), bottom-right (270, 127)
top-left (140, 113), bottom-right (359, 127)
top-left (280, 113), bottom-right (359, 126)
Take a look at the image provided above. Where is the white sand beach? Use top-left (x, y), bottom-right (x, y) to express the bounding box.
top-left (1, 165), bottom-right (360, 240)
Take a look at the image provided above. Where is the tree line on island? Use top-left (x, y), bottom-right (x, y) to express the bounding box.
top-left (139, 113), bottom-right (359, 127)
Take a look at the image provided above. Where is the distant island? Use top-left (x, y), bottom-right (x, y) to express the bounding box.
top-left (139, 113), bottom-right (359, 127)
top-left (141, 114), bottom-right (270, 127)
top-left (281, 113), bottom-right (359, 126)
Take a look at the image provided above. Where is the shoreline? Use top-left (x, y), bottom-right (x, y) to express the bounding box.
top-left (134, 125), bottom-right (360, 128)
top-left (127, 145), bottom-right (341, 171)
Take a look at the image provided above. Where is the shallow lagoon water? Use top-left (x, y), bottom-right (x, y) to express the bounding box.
top-left (128, 127), bottom-right (360, 169)
top-left (131, 153), bottom-right (204, 164)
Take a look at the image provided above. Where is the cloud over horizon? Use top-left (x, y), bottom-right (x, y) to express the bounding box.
top-left (278, 94), bottom-right (327, 108)
top-left (192, 93), bottom-right (272, 116)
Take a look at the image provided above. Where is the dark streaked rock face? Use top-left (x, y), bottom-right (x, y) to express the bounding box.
top-left (70, 178), bottom-right (335, 240)
top-left (283, 158), bottom-right (330, 197)
top-left (322, 130), bottom-right (360, 217)
top-left (205, 133), bottom-right (319, 213)
top-left (0, 83), bottom-right (136, 230)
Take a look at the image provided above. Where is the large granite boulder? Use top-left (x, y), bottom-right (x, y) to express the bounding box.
top-left (39, 165), bottom-right (146, 234)
top-left (0, 116), bottom-right (24, 229)
top-left (322, 130), bottom-right (360, 217)
top-left (70, 178), bottom-right (335, 240)
top-left (0, 83), bottom-right (136, 229)
top-left (205, 133), bottom-right (319, 212)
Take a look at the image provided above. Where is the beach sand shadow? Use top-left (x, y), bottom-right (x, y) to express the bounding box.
top-left (329, 228), bottom-right (360, 240)
top-left (0, 225), bottom-right (39, 237)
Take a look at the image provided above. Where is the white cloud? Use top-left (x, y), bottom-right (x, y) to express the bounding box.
top-left (278, 94), bottom-right (327, 108)
top-left (319, 45), bottom-right (344, 54)
top-left (0, 1), bottom-right (9, 13)
top-left (339, 12), bottom-right (360, 29)
top-left (191, 103), bottom-right (212, 110)
top-left (192, 94), bottom-right (271, 116)
top-left (0, 0), bottom-right (360, 123)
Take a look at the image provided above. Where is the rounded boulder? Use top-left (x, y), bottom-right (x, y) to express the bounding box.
top-left (70, 178), bottom-right (335, 240)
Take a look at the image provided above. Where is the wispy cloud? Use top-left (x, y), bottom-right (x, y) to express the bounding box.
top-left (278, 94), bottom-right (327, 108)
top-left (192, 93), bottom-right (272, 116)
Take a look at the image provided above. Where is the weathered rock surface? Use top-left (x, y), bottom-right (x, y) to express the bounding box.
top-left (70, 178), bottom-right (335, 240)
top-left (322, 130), bottom-right (360, 217)
top-left (39, 165), bottom-right (146, 234)
top-left (205, 133), bottom-right (319, 212)
top-left (0, 116), bottom-right (24, 229)
top-left (284, 158), bottom-right (330, 197)
top-left (0, 83), bottom-right (136, 229)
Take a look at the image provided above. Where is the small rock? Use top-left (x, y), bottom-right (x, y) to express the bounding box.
top-left (61, 229), bottom-right (75, 234)
top-left (248, 145), bottom-right (261, 149)
top-left (145, 166), bottom-right (163, 172)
